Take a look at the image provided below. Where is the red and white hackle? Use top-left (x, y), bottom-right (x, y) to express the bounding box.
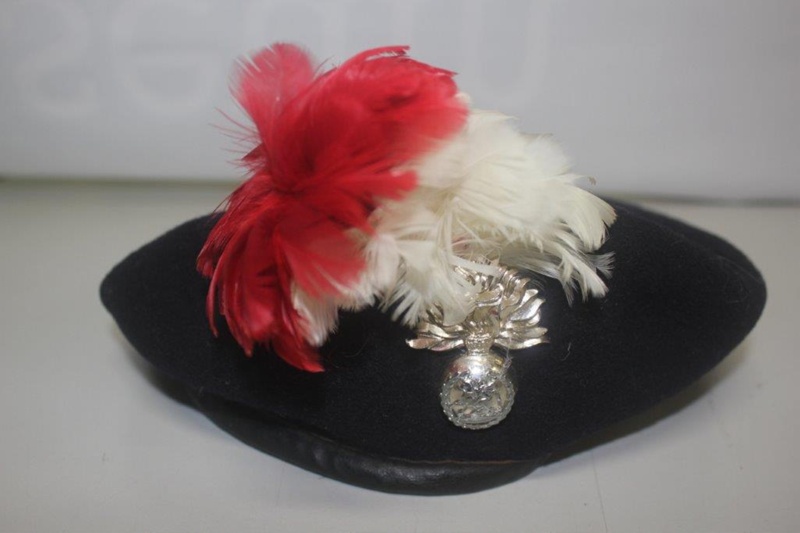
top-left (198, 43), bottom-right (614, 372)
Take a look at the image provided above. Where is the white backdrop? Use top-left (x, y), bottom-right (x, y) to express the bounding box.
top-left (1, 0), bottom-right (798, 199)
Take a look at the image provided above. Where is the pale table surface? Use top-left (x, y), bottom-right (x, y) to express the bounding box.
top-left (1, 180), bottom-right (797, 533)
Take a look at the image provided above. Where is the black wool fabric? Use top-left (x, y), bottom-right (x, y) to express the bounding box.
top-left (100, 200), bottom-right (766, 463)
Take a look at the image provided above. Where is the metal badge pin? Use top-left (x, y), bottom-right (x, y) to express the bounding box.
top-left (408, 268), bottom-right (547, 429)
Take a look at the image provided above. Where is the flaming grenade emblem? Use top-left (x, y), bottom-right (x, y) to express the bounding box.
top-left (408, 268), bottom-right (548, 429)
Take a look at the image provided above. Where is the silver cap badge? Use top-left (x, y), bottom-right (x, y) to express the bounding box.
top-left (408, 267), bottom-right (547, 429)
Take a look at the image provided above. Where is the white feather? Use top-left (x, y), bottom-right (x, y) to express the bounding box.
top-left (365, 107), bottom-right (615, 324)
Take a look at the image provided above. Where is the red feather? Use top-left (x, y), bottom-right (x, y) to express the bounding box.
top-left (198, 44), bottom-right (467, 371)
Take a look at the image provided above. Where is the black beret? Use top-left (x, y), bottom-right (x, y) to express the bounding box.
top-left (100, 199), bottom-right (766, 494)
